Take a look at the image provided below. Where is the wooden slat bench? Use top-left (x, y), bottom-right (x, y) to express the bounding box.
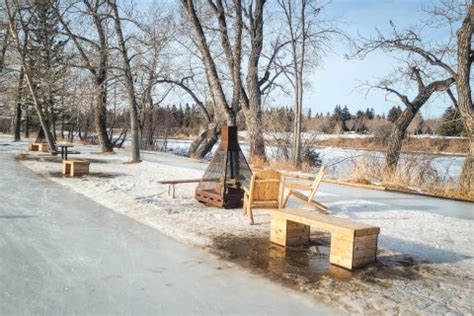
top-left (158, 179), bottom-right (215, 198)
top-left (270, 208), bottom-right (380, 270)
top-left (63, 160), bottom-right (90, 176)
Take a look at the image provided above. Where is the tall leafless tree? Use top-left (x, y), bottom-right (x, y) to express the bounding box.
top-left (454, 2), bottom-right (472, 194)
top-left (353, 14), bottom-right (459, 178)
top-left (108, 0), bottom-right (140, 162)
top-left (54, 0), bottom-right (114, 152)
top-left (277, 0), bottom-right (338, 166)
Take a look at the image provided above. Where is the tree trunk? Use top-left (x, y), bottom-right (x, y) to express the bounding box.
top-left (456, 3), bottom-right (473, 195)
top-left (94, 78), bottom-right (114, 152)
top-left (13, 67), bottom-right (25, 142)
top-left (383, 107), bottom-right (417, 178)
top-left (188, 126), bottom-right (219, 159)
top-left (291, 78), bottom-right (303, 165)
top-left (244, 109), bottom-right (266, 162)
top-left (24, 105), bottom-right (30, 138)
top-left (109, 0), bottom-right (141, 162)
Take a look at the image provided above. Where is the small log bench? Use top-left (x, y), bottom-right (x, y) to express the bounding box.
top-left (270, 208), bottom-right (380, 270)
top-left (28, 143), bottom-right (40, 151)
top-left (63, 160), bottom-right (90, 176)
top-left (28, 143), bottom-right (49, 152)
top-left (158, 179), bottom-right (213, 198)
top-left (38, 143), bottom-right (49, 152)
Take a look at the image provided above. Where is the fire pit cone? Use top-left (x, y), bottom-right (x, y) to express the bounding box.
top-left (195, 126), bottom-right (252, 208)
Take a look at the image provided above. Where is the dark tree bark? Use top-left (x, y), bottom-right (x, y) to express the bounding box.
top-left (456, 3), bottom-right (473, 195)
top-left (13, 66), bottom-right (24, 141)
top-left (0, 28), bottom-right (8, 74)
top-left (181, 0), bottom-right (236, 126)
top-left (24, 104), bottom-right (29, 138)
top-left (244, 0), bottom-right (267, 162)
top-left (188, 126), bottom-right (219, 159)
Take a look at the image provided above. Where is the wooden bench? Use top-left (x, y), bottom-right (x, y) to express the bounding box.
top-left (158, 179), bottom-right (205, 198)
top-left (28, 143), bottom-right (40, 151)
top-left (270, 208), bottom-right (380, 270)
top-left (63, 160), bottom-right (90, 176)
top-left (38, 143), bottom-right (49, 152)
top-left (159, 178), bottom-right (222, 198)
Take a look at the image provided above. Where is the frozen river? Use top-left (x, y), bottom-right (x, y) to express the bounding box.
top-left (160, 139), bottom-right (466, 182)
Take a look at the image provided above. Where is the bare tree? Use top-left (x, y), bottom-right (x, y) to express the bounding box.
top-left (454, 2), bottom-right (472, 194)
top-left (108, 0), bottom-right (140, 162)
top-left (54, 0), bottom-right (114, 152)
top-left (277, 0), bottom-right (337, 166)
top-left (376, 69), bottom-right (454, 177)
top-left (353, 14), bottom-right (459, 178)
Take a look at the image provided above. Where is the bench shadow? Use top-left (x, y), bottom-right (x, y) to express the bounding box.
top-left (0, 215), bottom-right (35, 219)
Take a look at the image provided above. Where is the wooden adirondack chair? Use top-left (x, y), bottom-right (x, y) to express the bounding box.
top-left (282, 167), bottom-right (328, 213)
top-left (243, 170), bottom-right (283, 225)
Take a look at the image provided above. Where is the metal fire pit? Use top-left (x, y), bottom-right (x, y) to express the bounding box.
top-left (195, 126), bottom-right (252, 208)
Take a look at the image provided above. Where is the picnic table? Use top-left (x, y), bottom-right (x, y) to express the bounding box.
top-left (57, 143), bottom-right (75, 160)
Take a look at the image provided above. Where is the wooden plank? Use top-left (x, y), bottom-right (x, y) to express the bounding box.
top-left (329, 254), bottom-right (353, 270)
top-left (158, 178), bottom-right (214, 184)
top-left (273, 209), bottom-right (378, 233)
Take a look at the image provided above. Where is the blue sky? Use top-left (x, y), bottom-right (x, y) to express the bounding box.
top-left (305, 0), bottom-right (456, 118)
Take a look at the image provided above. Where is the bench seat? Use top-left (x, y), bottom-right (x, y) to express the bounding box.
top-left (270, 208), bottom-right (380, 270)
top-left (63, 160), bottom-right (90, 176)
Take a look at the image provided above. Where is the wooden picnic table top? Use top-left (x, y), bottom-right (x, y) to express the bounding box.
top-left (57, 144), bottom-right (75, 147)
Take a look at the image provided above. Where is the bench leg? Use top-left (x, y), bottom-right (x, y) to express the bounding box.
top-left (329, 233), bottom-right (378, 270)
top-left (270, 214), bottom-right (310, 247)
top-left (172, 184), bottom-right (175, 199)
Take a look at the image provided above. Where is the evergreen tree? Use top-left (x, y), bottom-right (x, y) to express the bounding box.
top-left (365, 107), bottom-right (374, 120)
top-left (387, 105), bottom-right (403, 123)
top-left (438, 106), bottom-right (465, 136)
top-left (183, 103), bottom-right (191, 128)
top-left (28, 0), bottom-right (68, 139)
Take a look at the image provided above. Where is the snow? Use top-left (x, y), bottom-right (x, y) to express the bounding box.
top-left (1, 134), bottom-right (473, 314)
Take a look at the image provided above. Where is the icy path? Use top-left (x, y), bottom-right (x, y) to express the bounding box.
top-left (0, 153), bottom-right (330, 314)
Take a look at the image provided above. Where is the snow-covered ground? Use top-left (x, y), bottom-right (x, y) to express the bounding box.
top-left (1, 134), bottom-right (473, 314)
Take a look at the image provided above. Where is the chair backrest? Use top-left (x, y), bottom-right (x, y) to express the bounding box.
top-left (307, 166), bottom-right (325, 202)
top-left (249, 170), bottom-right (281, 202)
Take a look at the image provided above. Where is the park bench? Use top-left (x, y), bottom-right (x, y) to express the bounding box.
top-left (37, 143), bottom-right (49, 152)
top-left (28, 143), bottom-right (49, 152)
top-left (28, 143), bottom-right (40, 151)
top-left (270, 208), bottom-right (380, 270)
top-left (63, 160), bottom-right (90, 177)
top-left (158, 179), bottom-right (212, 199)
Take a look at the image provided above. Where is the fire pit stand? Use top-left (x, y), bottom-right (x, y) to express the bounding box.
top-left (195, 126), bottom-right (252, 208)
